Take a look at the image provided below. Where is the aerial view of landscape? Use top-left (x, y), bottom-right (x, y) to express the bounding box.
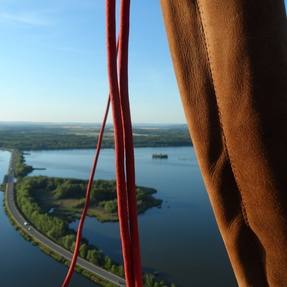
top-left (0, 123), bottom-right (236, 286)
top-left (3, 0), bottom-right (285, 286)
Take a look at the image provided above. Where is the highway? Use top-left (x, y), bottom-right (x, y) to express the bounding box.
top-left (5, 174), bottom-right (126, 287)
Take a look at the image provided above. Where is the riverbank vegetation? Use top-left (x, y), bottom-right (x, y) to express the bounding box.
top-left (0, 175), bottom-right (8, 191)
top-left (11, 150), bottom-right (33, 177)
top-left (15, 177), bottom-right (172, 286)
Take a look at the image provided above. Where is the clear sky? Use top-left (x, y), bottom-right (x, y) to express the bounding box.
top-left (0, 0), bottom-right (185, 124)
top-left (0, 1), bottom-right (286, 124)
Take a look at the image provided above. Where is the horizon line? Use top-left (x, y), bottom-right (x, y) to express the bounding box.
top-left (0, 120), bottom-right (187, 126)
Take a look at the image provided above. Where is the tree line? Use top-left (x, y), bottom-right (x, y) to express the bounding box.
top-left (0, 124), bottom-right (192, 151)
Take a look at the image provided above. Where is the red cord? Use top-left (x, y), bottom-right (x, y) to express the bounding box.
top-left (62, 39), bottom-right (119, 287)
top-left (106, 1), bottom-right (134, 285)
top-left (61, 1), bottom-right (142, 286)
top-left (118, 0), bottom-right (143, 286)
top-left (61, 98), bottom-right (110, 287)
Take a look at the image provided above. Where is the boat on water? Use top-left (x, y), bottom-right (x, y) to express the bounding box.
top-left (152, 153), bottom-right (168, 159)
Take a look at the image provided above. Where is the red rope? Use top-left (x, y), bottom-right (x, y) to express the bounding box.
top-left (118, 0), bottom-right (143, 286)
top-left (61, 98), bottom-right (110, 287)
top-left (106, 1), bottom-right (134, 285)
top-left (62, 39), bottom-right (119, 287)
top-left (61, 1), bottom-right (142, 286)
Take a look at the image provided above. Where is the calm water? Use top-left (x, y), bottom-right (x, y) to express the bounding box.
top-left (25, 147), bottom-right (237, 287)
top-left (0, 150), bottom-right (99, 287)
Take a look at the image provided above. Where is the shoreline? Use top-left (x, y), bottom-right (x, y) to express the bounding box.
top-left (2, 149), bottom-right (175, 287)
top-left (3, 184), bottom-right (117, 287)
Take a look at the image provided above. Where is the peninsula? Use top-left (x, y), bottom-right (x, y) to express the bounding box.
top-left (17, 176), bottom-right (162, 222)
top-left (6, 150), bottom-right (174, 287)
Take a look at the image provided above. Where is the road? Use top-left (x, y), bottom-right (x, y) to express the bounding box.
top-left (5, 174), bottom-right (126, 287)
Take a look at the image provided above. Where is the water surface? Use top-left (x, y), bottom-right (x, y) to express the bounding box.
top-left (27, 147), bottom-right (237, 287)
top-left (0, 150), bottom-right (98, 287)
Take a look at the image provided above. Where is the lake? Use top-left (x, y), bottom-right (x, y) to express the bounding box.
top-left (0, 150), bottom-right (99, 287)
top-left (25, 147), bottom-right (237, 287)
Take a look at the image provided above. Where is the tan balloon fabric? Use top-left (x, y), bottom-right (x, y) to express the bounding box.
top-left (160, 1), bottom-right (287, 286)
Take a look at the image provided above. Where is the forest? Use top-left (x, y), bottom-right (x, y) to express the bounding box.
top-left (0, 123), bottom-right (191, 150)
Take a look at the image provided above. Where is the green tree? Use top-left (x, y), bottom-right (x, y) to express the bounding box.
top-left (79, 243), bottom-right (88, 258)
top-left (104, 256), bottom-right (113, 270)
top-left (86, 249), bottom-right (99, 265)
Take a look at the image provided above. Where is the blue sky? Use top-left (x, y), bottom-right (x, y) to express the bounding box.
top-left (0, 0), bottom-right (184, 124)
top-left (0, 1), bottom-right (286, 124)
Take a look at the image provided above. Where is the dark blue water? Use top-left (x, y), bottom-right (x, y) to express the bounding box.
top-left (0, 150), bottom-right (99, 287)
top-left (26, 147), bottom-right (237, 287)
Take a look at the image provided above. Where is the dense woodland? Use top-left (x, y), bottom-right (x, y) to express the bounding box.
top-left (23, 177), bottom-right (162, 222)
